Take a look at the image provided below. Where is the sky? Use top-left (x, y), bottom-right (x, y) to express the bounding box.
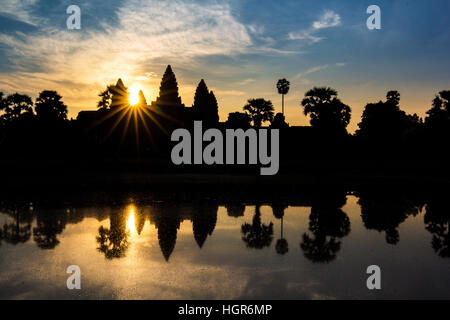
top-left (0, 0), bottom-right (449, 132)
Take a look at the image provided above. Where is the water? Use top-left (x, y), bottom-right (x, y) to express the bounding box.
top-left (0, 188), bottom-right (449, 300)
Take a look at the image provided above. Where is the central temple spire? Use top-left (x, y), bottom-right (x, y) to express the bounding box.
top-left (154, 65), bottom-right (184, 108)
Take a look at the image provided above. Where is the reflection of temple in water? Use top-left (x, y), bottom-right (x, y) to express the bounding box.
top-left (90, 202), bottom-right (220, 261)
top-left (95, 202), bottom-right (219, 261)
top-left (1, 187), bottom-right (449, 262)
top-left (0, 201), bottom-right (219, 261)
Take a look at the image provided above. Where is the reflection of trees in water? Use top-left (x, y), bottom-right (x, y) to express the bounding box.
top-left (33, 209), bottom-right (67, 249)
top-left (96, 209), bottom-right (129, 259)
top-left (357, 190), bottom-right (423, 245)
top-left (424, 197), bottom-right (450, 258)
top-left (0, 205), bottom-right (33, 245)
top-left (300, 190), bottom-right (350, 263)
top-left (272, 203), bottom-right (288, 255)
top-left (226, 203), bottom-right (245, 218)
top-left (241, 205), bottom-right (274, 249)
top-left (4, 190), bottom-right (450, 261)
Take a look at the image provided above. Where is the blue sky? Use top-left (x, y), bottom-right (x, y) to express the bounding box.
top-left (0, 0), bottom-right (449, 131)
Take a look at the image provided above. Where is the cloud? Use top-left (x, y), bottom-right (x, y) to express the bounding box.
top-left (313, 10), bottom-right (341, 29)
top-left (288, 10), bottom-right (341, 44)
top-left (256, 47), bottom-right (299, 55)
top-left (236, 79), bottom-right (255, 86)
top-left (0, 0), bottom-right (254, 111)
top-left (0, 0), bottom-right (39, 25)
top-left (293, 62), bottom-right (345, 84)
top-left (288, 31), bottom-right (324, 43)
top-left (294, 65), bottom-right (330, 84)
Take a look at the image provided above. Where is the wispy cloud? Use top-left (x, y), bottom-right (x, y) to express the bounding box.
top-left (288, 10), bottom-right (341, 44)
top-left (288, 32), bottom-right (324, 43)
top-left (313, 10), bottom-right (341, 29)
top-left (293, 62), bottom-right (346, 84)
top-left (0, 0), bottom-right (39, 25)
top-left (236, 79), bottom-right (255, 86)
top-left (294, 65), bottom-right (330, 80)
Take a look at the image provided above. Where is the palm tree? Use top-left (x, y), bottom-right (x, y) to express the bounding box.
top-left (243, 98), bottom-right (274, 128)
top-left (97, 85), bottom-right (115, 110)
top-left (273, 203), bottom-right (289, 255)
top-left (301, 87), bottom-right (351, 134)
top-left (276, 79), bottom-right (290, 116)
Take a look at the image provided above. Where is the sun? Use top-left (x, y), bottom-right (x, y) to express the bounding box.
top-left (129, 86), bottom-right (140, 106)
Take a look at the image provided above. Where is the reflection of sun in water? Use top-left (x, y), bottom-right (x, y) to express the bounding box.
top-left (126, 204), bottom-right (138, 236)
top-left (129, 86), bottom-right (140, 106)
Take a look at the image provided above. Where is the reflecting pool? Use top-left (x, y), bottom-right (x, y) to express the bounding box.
top-left (0, 187), bottom-right (449, 299)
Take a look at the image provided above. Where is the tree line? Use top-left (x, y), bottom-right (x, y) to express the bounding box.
top-left (1, 70), bottom-right (449, 169)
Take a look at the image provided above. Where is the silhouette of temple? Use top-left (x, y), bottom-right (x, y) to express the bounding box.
top-left (75, 65), bottom-right (226, 156)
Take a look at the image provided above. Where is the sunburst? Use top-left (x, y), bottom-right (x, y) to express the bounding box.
top-left (129, 86), bottom-right (140, 106)
top-left (89, 85), bottom-right (176, 151)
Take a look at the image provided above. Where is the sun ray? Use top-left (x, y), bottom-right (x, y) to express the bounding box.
top-left (136, 107), bottom-right (156, 146)
top-left (119, 107), bottom-right (134, 147)
top-left (101, 106), bottom-right (132, 142)
top-left (133, 107), bottom-right (140, 154)
top-left (140, 107), bottom-right (170, 136)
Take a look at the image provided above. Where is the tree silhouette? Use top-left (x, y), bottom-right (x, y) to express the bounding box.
top-left (192, 79), bottom-right (219, 128)
top-left (243, 98), bottom-right (274, 128)
top-left (425, 90), bottom-right (450, 138)
top-left (301, 87), bottom-right (351, 134)
top-left (276, 79), bottom-right (290, 115)
top-left (33, 209), bottom-right (67, 250)
top-left (241, 205), bottom-right (274, 249)
top-left (0, 93), bottom-right (34, 123)
top-left (35, 90), bottom-right (68, 121)
top-left (225, 112), bottom-right (251, 129)
top-left (1, 206), bottom-right (32, 245)
top-left (356, 90), bottom-right (422, 142)
top-left (97, 85), bottom-right (115, 110)
top-left (96, 211), bottom-right (129, 259)
top-left (424, 196), bottom-right (450, 258)
top-left (226, 203), bottom-right (246, 217)
top-left (357, 189), bottom-right (422, 245)
top-left (386, 90), bottom-right (401, 106)
top-left (270, 113), bottom-right (289, 129)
